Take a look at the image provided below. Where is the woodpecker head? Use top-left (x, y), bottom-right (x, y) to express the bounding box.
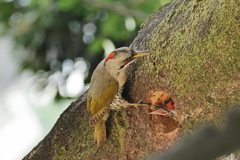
top-left (104, 47), bottom-right (151, 77)
top-left (150, 101), bottom-right (179, 122)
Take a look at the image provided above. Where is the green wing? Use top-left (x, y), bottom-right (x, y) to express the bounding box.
top-left (87, 76), bottom-right (119, 116)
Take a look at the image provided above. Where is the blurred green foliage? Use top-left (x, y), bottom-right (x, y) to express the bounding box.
top-left (0, 0), bottom-right (170, 99)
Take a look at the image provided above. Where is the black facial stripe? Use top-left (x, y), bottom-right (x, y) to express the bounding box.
top-left (119, 65), bottom-right (124, 70)
top-left (124, 57), bottom-right (134, 62)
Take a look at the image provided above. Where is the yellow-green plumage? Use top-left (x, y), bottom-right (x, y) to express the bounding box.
top-left (87, 61), bottom-right (119, 148)
top-left (87, 76), bottom-right (118, 115)
top-left (86, 47), bottom-right (151, 150)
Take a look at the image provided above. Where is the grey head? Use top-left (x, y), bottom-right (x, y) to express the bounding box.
top-left (103, 47), bottom-right (151, 78)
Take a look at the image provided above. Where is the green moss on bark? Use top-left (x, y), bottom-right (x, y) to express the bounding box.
top-left (130, 0), bottom-right (240, 130)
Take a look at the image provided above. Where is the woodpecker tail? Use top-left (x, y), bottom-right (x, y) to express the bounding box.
top-left (94, 120), bottom-right (106, 151)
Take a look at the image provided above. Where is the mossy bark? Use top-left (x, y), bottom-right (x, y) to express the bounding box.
top-left (23, 0), bottom-right (240, 160)
top-left (129, 0), bottom-right (240, 130)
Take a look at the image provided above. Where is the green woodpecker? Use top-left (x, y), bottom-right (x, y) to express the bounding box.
top-left (150, 101), bottom-right (179, 122)
top-left (87, 47), bottom-right (151, 150)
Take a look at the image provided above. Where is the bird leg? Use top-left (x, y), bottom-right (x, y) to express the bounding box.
top-left (123, 99), bottom-right (149, 109)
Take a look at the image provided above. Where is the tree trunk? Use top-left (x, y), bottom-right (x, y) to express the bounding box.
top-left (23, 0), bottom-right (240, 159)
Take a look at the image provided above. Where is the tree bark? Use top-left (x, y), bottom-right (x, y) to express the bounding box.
top-left (23, 0), bottom-right (240, 159)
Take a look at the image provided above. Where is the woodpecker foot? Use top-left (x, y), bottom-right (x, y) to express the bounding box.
top-left (79, 142), bottom-right (95, 158)
top-left (81, 139), bottom-right (101, 156)
top-left (123, 99), bottom-right (149, 109)
top-left (84, 142), bottom-right (95, 151)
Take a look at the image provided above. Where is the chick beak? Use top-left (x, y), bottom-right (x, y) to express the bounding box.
top-left (133, 50), bottom-right (151, 58)
top-left (150, 109), bottom-right (169, 115)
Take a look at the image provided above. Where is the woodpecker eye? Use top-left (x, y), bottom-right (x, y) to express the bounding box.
top-left (105, 52), bottom-right (116, 62)
top-left (118, 57), bottom-right (133, 70)
top-left (130, 49), bottom-right (135, 56)
top-left (120, 57), bottom-right (133, 67)
top-left (124, 57), bottom-right (133, 62)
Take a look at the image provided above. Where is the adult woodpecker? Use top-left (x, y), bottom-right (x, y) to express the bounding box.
top-left (87, 47), bottom-right (151, 150)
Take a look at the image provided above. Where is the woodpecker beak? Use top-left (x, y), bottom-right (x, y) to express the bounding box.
top-left (150, 101), bottom-right (180, 122)
top-left (150, 109), bottom-right (169, 115)
top-left (133, 50), bottom-right (151, 58)
top-left (150, 108), bottom-right (180, 122)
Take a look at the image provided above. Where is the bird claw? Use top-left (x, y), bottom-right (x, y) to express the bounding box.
top-left (123, 99), bottom-right (149, 108)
